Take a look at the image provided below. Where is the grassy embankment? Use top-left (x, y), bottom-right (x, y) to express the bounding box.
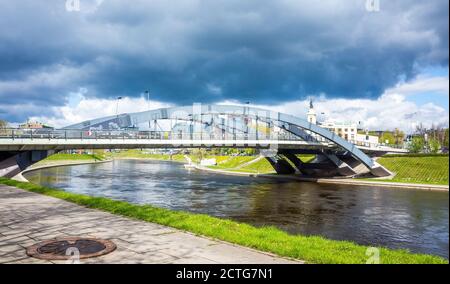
top-left (202, 153), bottom-right (448, 185)
top-left (207, 155), bottom-right (315, 174)
top-left (104, 150), bottom-right (315, 174)
top-left (33, 153), bottom-right (106, 166)
top-left (44, 153), bottom-right (104, 161)
top-left (0, 178), bottom-right (446, 264)
top-left (108, 149), bottom-right (186, 162)
top-left (366, 154), bottom-right (449, 185)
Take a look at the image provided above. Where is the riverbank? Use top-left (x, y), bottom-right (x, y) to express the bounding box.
top-left (371, 155), bottom-right (449, 185)
top-left (0, 177), bottom-right (447, 264)
top-left (0, 183), bottom-right (298, 264)
top-left (23, 152), bottom-right (448, 190)
top-left (115, 152), bottom-right (449, 190)
top-left (14, 158), bottom-right (113, 182)
top-left (108, 150), bottom-right (186, 162)
top-left (191, 160), bottom-right (449, 191)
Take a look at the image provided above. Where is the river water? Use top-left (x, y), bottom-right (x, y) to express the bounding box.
top-left (24, 159), bottom-right (449, 258)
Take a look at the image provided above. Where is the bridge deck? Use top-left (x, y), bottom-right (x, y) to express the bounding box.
top-left (0, 138), bottom-right (332, 151)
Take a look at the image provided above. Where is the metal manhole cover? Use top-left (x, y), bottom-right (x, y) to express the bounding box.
top-left (26, 237), bottom-right (116, 260)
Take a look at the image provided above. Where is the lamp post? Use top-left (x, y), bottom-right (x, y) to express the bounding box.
top-left (244, 101), bottom-right (250, 137)
top-left (145, 90), bottom-right (150, 110)
top-left (144, 90), bottom-right (151, 129)
top-left (116, 96), bottom-right (123, 117)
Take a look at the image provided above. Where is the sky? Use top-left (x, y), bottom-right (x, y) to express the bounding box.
top-left (0, 0), bottom-right (448, 133)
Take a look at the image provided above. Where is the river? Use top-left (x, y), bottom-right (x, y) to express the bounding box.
top-left (24, 159), bottom-right (449, 258)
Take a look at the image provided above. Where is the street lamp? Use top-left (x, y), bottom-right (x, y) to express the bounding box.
top-left (116, 96), bottom-right (123, 117)
top-left (144, 90), bottom-right (151, 129)
top-left (145, 90), bottom-right (150, 111)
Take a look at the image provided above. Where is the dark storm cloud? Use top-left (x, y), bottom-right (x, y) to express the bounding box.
top-left (0, 0), bottom-right (448, 121)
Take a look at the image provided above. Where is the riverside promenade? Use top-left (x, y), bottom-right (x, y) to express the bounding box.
top-left (0, 184), bottom-right (300, 264)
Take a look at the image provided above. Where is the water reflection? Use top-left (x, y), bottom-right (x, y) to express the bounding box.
top-left (25, 160), bottom-right (449, 258)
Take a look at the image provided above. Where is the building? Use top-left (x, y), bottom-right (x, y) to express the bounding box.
top-left (321, 120), bottom-right (358, 142)
top-left (307, 101), bottom-right (379, 147)
top-left (19, 121), bottom-right (53, 129)
top-left (306, 100), bottom-right (317, 124)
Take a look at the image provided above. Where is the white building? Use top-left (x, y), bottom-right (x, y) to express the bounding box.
top-left (307, 101), bottom-right (379, 148)
top-left (355, 133), bottom-right (379, 147)
top-left (307, 100), bottom-right (317, 124)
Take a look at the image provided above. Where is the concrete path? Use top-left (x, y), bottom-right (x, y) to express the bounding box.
top-left (0, 185), bottom-right (300, 264)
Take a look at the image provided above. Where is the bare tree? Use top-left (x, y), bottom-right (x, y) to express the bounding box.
top-left (0, 119), bottom-right (8, 129)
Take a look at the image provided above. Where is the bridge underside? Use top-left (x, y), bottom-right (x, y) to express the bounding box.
top-left (0, 150), bottom-right (56, 178)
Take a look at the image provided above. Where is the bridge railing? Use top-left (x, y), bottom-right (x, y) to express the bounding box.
top-left (0, 128), bottom-right (317, 143)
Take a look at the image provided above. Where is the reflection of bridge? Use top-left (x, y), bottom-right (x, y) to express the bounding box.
top-left (0, 104), bottom-right (398, 178)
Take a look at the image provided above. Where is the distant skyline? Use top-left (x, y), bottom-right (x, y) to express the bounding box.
top-left (0, 0), bottom-right (448, 132)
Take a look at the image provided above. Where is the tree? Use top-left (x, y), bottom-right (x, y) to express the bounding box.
top-left (393, 128), bottom-right (405, 146)
top-left (408, 136), bottom-right (425, 153)
top-left (443, 128), bottom-right (449, 148)
top-left (0, 120), bottom-right (8, 129)
top-left (429, 138), bottom-right (441, 154)
top-left (0, 120), bottom-right (8, 135)
top-left (380, 132), bottom-right (395, 145)
top-left (415, 123), bottom-right (426, 136)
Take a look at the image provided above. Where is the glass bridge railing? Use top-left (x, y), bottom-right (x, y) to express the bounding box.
top-left (0, 128), bottom-right (324, 143)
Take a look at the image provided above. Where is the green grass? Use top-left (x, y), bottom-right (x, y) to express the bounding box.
top-left (237, 158), bottom-right (276, 173)
top-left (0, 178), bottom-right (446, 264)
top-left (208, 154), bottom-right (316, 174)
top-left (372, 155), bottom-right (449, 185)
top-left (212, 156), bottom-right (256, 169)
top-left (43, 153), bottom-right (105, 161)
top-left (297, 154), bottom-right (316, 163)
top-left (109, 150), bottom-right (186, 162)
top-left (208, 156), bottom-right (272, 173)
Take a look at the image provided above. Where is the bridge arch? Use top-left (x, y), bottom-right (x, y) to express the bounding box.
top-left (63, 104), bottom-right (390, 177)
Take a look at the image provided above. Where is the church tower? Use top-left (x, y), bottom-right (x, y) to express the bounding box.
top-left (307, 99), bottom-right (317, 124)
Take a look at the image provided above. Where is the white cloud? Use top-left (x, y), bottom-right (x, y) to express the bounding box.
top-left (29, 93), bottom-right (172, 128)
top-left (29, 75), bottom-right (449, 133)
top-left (31, 93), bottom-right (448, 133)
top-left (385, 75), bottom-right (449, 96)
top-left (206, 83), bottom-right (223, 96)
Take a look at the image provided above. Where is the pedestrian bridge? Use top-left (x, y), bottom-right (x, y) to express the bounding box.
top-left (0, 104), bottom-right (397, 178)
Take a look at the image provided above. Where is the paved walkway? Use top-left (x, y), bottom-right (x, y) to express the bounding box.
top-left (0, 185), bottom-right (300, 264)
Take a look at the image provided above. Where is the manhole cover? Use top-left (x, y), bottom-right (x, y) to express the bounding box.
top-left (26, 237), bottom-right (116, 260)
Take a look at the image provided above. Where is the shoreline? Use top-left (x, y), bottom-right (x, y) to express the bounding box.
top-left (193, 164), bottom-right (449, 191)
top-left (15, 157), bottom-right (449, 191)
top-left (14, 159), bottom-right (113, 182)
top-left (0, 178), bottom-right (446, 264)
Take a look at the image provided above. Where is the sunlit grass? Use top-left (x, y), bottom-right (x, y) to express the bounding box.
top-left (208, 154), bottom-right (316, 174)
top-left (372, 155), bottom-right (449, 185)
top-left (109, 150), bottom-right (186, 162)
top-left (42, 153), bottom-right (105, 162)
top-left (1, 178), bottom-right (446, 264)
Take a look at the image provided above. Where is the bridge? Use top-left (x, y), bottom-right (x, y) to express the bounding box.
top-left (0, 104), bottom-right (400, 178)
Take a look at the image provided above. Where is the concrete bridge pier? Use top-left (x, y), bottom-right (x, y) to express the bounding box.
top-left (280, 150), bottom-right (359, 177)
top-left (265, 156), bottom-right (297, 175)
top-left (321, 152), bottom-right (357, 176)
top-left (0, 150), bottom-right (55, 178)
top-left (281, 152), bottom-right (338, 177)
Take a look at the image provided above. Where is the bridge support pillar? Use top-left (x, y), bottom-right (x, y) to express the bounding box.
top-left (369, 162), bottom-right (393, 177)
top-left (322, 152), bottom-right (357, 177)
top-left (281, 150), bottom-right (357, 177)
top-left (281, 153), bottom-right (307, 175)
top-left (0, 150), bottom-right (55, 178)
top-left (265, 156), bottom-right (296, 175)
